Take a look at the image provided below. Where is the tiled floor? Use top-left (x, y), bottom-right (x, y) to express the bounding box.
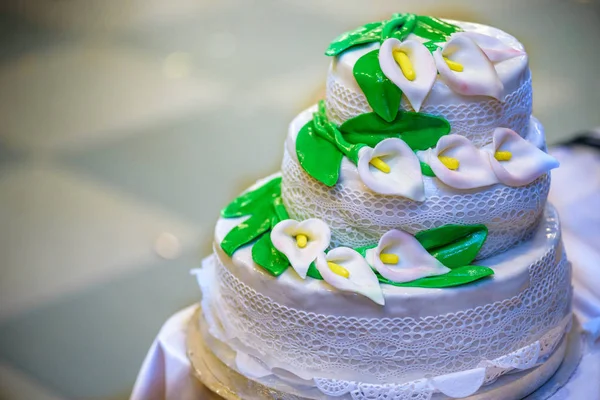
top-left (0, 1), bottom-right (599, 399)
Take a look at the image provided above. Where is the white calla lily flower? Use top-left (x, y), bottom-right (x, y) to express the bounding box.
top-left (433, 34), bottom-right (503, 99)
top-left (271, 218), bottom-right (331, 279)
top-left (423, 134), bottom-right (499, 189)
top-left (486, 127), bottom-right (559, 186)
top-left (357, 138), bottom-right (425, 201)
top-left (452, 32), bottom-right (526, 63)
top-left (365, 229), bottom-right (450, 284)
top-left (379, 38), bottom-right (437, 112)
top-left (316, 247), bottom-right (384, 305)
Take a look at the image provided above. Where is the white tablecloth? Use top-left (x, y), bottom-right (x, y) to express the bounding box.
top-left (130, 144), bottom-right (600, 400)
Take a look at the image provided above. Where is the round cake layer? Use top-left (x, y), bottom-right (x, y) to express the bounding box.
top-left (282, 107), bottom-right (550, 259)
top-left (326, 21), bottom-right (531, 146)
top-left (204, 204), bottom-right (571, 384)
top-left (195, 305), bottom-right (570, 400)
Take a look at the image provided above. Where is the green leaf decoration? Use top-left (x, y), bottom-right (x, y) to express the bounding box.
top-left (221, 177), bottom-right (281, 218)
top-left (416, 16), bottom-right (462, 37)
top-left (221, 210), bottom-right (273, 257)
top-left (415, 224), bottom-right (488, 268)
top-left (325, 15), bottom-right (461, 57)
top-left (353, 49), bottom-right (402, 122)
top-left (325, 21), bottom-right (386, 57)
top-left (378, 265), bottom-right (493, 288)
top-left (354, 244), bottom-right (377, 258)
top-left (252, 232), bottom-right (290, 277)
top-left (382, 13), bottom-right (417, 42)
top-left (340, 111), bottom-right (451, 151)
top-left (306, 262), bottom-right (321, 280)
top-left (296, 119), bottom-right (344, 187)
top-left (272, 196), bottom-right (290, 221)
top-left (423, 41), bottom-right (442, 53)
top-left (420, 161), bottom-right (436, 177)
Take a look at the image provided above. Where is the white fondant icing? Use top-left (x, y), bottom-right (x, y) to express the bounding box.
top-left (284, 106), bottom-right (550, 256)
top-left (316, 247), bottom-right (384, 305)
top-left (454, 31), bottom-right (526, 63)
top-left (434, 34), bottom-right (504, 99)
top-left (430, 367), bottom-right (487, 398)
top-left (356, 138), bottom-right (425, 200)
top-left (486, 127), bottom-right (560, 187)
top-left (379, 38), bottom-right (437, 111)
top-left (326, 21), bottom-right (531, 145)
top-left (195, 302), bottom-right (570, 399)
top-left (423, 134), bottom-right (499, 189)
top-left (365, 229), bottom-right (449, 283)
top-left (270, 218), bottom-right (330, 279)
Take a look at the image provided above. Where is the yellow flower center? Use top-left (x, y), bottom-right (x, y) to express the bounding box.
top-left (438, 156), bottom-right (460, 170)
top-left (369, 157), bottom-right (391, 173)
top-left (295, 234), bottom-right (308, 248)
top-left (494, 151), bottom-right (512, 161)
top-left (327, 261), bottom-right (350, 278)
top-left (393, 50), bottom-right (416, 81)
top-left (380, 253), bottom-right (399, 264)
top-left (443, 56), bottom-right (464, 72)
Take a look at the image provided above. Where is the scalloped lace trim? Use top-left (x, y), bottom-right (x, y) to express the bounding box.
top-left (325, 73), bottom-right (532, 147)
top-left (281, 149), bottom-right (550, 258)
top-left (312, 316), bottom-right (569, 399)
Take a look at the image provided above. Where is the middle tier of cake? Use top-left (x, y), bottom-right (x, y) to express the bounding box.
top-left (282, 106), bottom-right (550, 259)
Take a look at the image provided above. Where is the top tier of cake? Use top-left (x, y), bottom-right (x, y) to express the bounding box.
top-left (326, 19), bottom-right (531, 146)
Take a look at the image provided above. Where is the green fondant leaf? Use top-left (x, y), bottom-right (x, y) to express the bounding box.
top-left (415, 224), bottom-right (488, 268)
top-left (306, 262), bottom-right (321, 280)
top-left (340, 111), bottom-right (451, 151)
top-left (378, 265), bottom-right (493, 288)
top-left (252, 232), bottom-right (290, 277)
top-left (420, 161), bottom-right (436, 177)
top-left (325, 21), bottom-right (386, 57)
top-left (423, 41), bottom-right (442, 53)
top-left (272, 196), bottom-right (289, 221)
top-left (221, 177), bottom-right (282, 218)
top-left (353, 49), bottom-right (402, 122)
top-left (296, 119), bottom-right (344, 187)
top-left (354, 244), bottom-right (377, 258)
top-left (342, 132), bottom-right (395, 148)
top-left (221, 210), bottom-right (273, 257)
top-left (382, 13), bottom-right (416, 42)
top-left (416, 16), bottom-right (462, 37)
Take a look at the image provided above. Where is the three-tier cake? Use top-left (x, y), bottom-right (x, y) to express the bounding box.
top-left (193, 13), bottom-right (571, 399)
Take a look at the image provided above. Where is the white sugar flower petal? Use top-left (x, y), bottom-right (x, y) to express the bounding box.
top-left (452, 32), bottom-right (526, 63)
top-left (271, 218), bottom-right (331, 279)
top-left (316, 247), bottom-right (384, 305)
top-left (486, 127), bottom-right (559, 186)
top-left (434, 35), bottom-right (503, 99)
top-left (426, 135), bottom-right (499, 189)
top-left (379, 38), bottom-right (437, 112)
top-left (365, 229), bottom-right (450, 283)
top-left (357, 138), bottom-right (425, 201)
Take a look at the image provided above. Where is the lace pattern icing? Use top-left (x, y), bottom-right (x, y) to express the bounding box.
top-left (201, 239), bottom-right (571, 384)
top-left (312, 316), bottom-right (569, 399)
top-left (281, 149), bottom-right (550, 259)
top-left (198, 259), bottom-right (570, 400)
top-left (325, 72), bottom-right (533, 147)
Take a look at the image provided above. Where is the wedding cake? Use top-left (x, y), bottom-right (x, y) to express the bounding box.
top-left (194, 13), bottom-right (571, 399)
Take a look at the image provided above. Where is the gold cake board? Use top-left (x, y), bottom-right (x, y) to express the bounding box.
top-left (187, 307), bottom-right (582, 400)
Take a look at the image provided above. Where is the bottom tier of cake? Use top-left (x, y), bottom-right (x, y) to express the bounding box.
top-left (195, 203), bottom-right (571, 393)
top-left (188, 307), bottom-right (576, 400)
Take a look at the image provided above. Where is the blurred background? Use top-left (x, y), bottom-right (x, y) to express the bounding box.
top-left (0, 0), bottom-right (598, 399)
